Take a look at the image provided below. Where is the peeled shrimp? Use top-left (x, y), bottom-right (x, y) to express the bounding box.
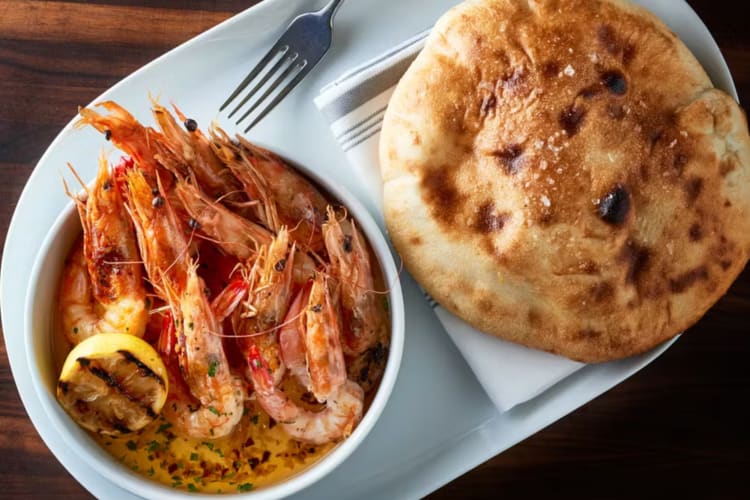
top-left (249, 345), bottom-right (364, 445)
top-left (323, 206), bottom-right (384, 355)
top-left (59, 154), bottom-right (148, 345)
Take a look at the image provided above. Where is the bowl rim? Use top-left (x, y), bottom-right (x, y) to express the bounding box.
top-left (23, 159), bottom-right (405, 500)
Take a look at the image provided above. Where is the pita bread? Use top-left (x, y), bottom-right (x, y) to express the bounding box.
top-left (379, 0), bottom-right (750, 361)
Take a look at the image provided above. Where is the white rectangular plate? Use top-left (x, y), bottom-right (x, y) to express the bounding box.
top-left (0, 0), bottom-right (733, 498)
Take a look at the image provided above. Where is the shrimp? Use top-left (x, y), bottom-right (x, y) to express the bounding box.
top-left (125, 165), bottom-right (245, 438)
top-left (122, 167), bottom-right (190, 297)
top-left (161, 262), bottom-right (246, 439)
top-left (59, 154), bottom-right (148, 345)
top-left (174, 177), bottom-right (271, 259)
top-left (208, 125), bottom-right (279, 231)
top-left (77, 102), bottom-right (163, 175)
top-left (304, 273), bottom-right (346, 402)
top-left (277, 273), bottom-right (347, 402)
top-left (150, 100), bottom-right (242, 200)
top-left (250, 228), bottom-right (296, 331)
top-left (233, 228), bottom-right (296, 386)
top-left (249, 345), bottom-right (364, 445)
top-left (238, 137), bottom-right (329, 251)
top-left (278, 286), bottom-right (311, 386)
top-left (209, 127), bottom-right (329, 251)
top-left (322, 206), bottom-right (384, 355)
top-left (174, 177), bottom-right (317, 284)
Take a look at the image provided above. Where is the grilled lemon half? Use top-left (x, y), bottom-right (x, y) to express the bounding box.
top-left (57, 333), bottom-right (169, 435)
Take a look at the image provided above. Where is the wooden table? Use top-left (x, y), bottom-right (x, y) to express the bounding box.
top-left (1, 1), bottom-right (748, 498)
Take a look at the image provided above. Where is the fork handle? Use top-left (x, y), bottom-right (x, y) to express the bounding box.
top-left (318, 0), bottom-right (346, 25)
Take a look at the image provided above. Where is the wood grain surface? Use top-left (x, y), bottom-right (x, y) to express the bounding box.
top-left (0, 1), bottom-right (748, 498)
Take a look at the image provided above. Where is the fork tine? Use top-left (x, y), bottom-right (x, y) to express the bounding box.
top-left (243, 61), bottom-right (310, 132)
top-left (235, 53), bottom-right (300, 125)
top-left (220, 42), bottom-right (289, 112)
top-left (227, 46), bottom-right (292, 119)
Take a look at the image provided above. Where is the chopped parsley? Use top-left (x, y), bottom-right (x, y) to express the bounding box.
top-left (147, 440), bottom-right (160, 452)
top-left (208, 360), bottom-right (218, 377)
top-left (237, 483), bottom-right (253, 492)
top-left (156, 422), bottom-right (172, 434)
top-left (208, 406), bottom-right (220, 416)
top-left (202, 441), bottom-right (214, 451)
top-left (190, 453), bottom-right (199, 461)
top-left (126, 440), bottom-right (137, 451)
top-left (187, 484), bottom-right (198, 492)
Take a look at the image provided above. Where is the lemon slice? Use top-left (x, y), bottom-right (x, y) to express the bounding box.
top-left (56, 333), bottom-right (169, 436)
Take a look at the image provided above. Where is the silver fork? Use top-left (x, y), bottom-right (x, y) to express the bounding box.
top-left (220, 0), bottom-right (346, 132)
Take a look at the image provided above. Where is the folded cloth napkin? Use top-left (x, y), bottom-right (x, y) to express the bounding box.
top-left (314, 31), bottom-right (585, 412)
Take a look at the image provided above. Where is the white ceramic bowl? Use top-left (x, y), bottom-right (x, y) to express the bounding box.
top-left (24, 163), bottom-right (405, 500)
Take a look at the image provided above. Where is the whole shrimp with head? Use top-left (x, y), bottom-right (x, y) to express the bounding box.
top-left (123, 165), bottom-right (245, 439)
top-left (59, 153), bottom-right (148, 345)
top-left (232, 227), bottom-right (296, 387)
top-left (252, 270), bottom-right (359, 444)
top-left (209, 127), bottom-right (329, 252)
top-left (323, 206), bottom-right (387, 356)
top-left (249, 344), bottom-right (364, 446)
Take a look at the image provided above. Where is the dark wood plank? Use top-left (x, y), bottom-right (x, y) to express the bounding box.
top-left (0, 1), bottom-right (748, 499)
top-left (0, 1), bottom-right (236, 46)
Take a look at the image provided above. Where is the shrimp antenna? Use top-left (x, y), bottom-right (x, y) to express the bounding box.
top-left (65, 162), bottom-right (90, 194)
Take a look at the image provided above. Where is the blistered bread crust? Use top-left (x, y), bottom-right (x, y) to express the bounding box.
top-left (379, 0), bottom-right (750, 361)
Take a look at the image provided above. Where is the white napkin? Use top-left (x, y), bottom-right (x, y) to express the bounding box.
top-left (314, 31), bottom-right (585, 412)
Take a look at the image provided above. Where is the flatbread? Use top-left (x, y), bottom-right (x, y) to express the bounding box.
top-left (379, 0), bottom-right (750, 361)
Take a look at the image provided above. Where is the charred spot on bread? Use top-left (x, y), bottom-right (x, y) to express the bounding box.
top-left (620, 239), bottom-right (650, 284)
top-left (475, 202), bottom-right (509, 233)
top-left (597, 185), bottom-right (630, 225)
top-left (560, 105), bottom-right (586, 135)
top-left (601, 70), bottom-right (627, 95)
top-left (670, 267), bottom-right (709, 293)
top-left (689, 224), bottom-right (703, 241)
top-left (492, 144), bottom-right (524, 174)
top-left (684, 177), bottom-right (703, 204)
